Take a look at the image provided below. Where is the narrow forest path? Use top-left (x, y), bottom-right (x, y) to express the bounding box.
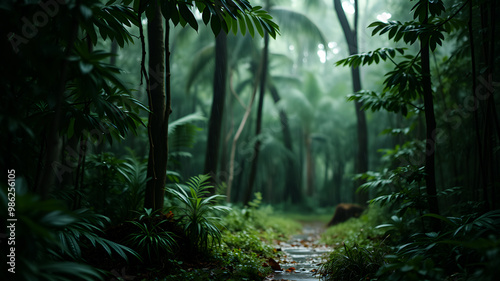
top-left (265, 221), bottom-right (332, 281)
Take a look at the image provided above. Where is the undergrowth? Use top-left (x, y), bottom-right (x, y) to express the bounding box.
top-left (321, 205), bottom-right (388, 247)
top-left (319, 205), bottom-right (390, 281)
top-left (154, 191), bottom-right (301, 280)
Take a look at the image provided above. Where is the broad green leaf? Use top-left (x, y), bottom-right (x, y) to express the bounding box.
top-left (252, 15), bottom-right (264, 37)
top-left (178, 3), bottom-right (198, 31)
top-left (244, 13), bottom-right (255, 37)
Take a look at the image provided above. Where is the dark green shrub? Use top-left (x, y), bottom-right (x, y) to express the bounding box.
top-left (124, 209), bottom-right (177, 263)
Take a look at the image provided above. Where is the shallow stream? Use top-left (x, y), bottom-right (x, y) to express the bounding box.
top-left (265, 222), bottom-right (333, 281)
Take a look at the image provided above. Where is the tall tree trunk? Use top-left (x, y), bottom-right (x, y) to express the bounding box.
top-left (36, 14), bottom-right (80, 199)
top-left (420, 6), bottom-right (440, 230)
top-left (471, 0), bottom-right (500, 210)
top-left (145, 6), bottom-right (169, 211)
top-left (334, 0), bottom-right (369, 204)
top-left (204, 32), bottom-right (228, 191)
top-left (244, 31), bottom-right (269, 205)
top-left (269, 83), bottom-right (302, 203)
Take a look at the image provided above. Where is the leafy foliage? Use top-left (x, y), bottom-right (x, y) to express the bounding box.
top-left (319, 243), bottom-right (387, 281)
top-left (2, 0), bottom-right (148, 190)
top-left (57, 208), bottom-right (139, 261)
top-left (336, 47), bottom-right (405, 68)
top-left (167, 174), bottom-right (231, 253)
top-left (347, 90), bottom-right (410, 116)
top-left (222, 230), bottom-right (275, 257)
top-left (124, 209), bottom-right (177, 262)
top-left (81, 2), bottom-right (139, 47)
top-left (83, 154), bottom-right (147, 222)
top-left (377, 211), bottom-right (500, 280)
top-left (163, 247), bottom-right (272, 281)
top-left (0, 189), bottom-right (136, 281)
top-left (336, 0), bottom-right (459, 118)
top-left (125, 0), bottom-right (279, 38)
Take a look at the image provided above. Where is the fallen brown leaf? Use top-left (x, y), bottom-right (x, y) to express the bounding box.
top-left (268, 258), bottom-right (282, 271)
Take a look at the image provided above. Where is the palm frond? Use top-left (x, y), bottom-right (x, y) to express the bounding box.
top-left (185, 43), bottom-right (215, 94)
top-left (270, 6), bottom-right (329, 56)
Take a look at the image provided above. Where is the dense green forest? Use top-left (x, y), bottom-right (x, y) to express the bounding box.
top-left (1, 0), bottom-right (500, 280)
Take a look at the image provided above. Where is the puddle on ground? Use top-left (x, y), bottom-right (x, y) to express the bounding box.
top-left (265, 223), bottom-right (333, 281)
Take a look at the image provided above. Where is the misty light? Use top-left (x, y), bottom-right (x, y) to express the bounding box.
top-left (342, 0), bottom-right (355, 14)
top-left (317, 49), bottom-right (326, 63)
top-left (317, 42), bottom-right (341, 63)
top-left (377, 12), bottom-right (392, 22)
top-left (289, 45), bottom-right (295, 51)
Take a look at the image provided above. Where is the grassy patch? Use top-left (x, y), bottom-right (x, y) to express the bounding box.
top-left (319, 243), bottom-right (387, 281)
top-left (320, 205), bottom-right (388, 247)
top-left (319, 205), bottom-right (390, 281)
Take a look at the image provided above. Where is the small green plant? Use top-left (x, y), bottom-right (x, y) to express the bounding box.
top-left (319, 243), bottom-right (387, 281)
top-left (125, 209), bottom-right (177, 263)
top-left (167, 174), bottom-right (230, 253)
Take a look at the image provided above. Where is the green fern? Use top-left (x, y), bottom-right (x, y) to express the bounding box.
top-left (167, 174), bottom-right (231, 253)
top-left (125, 218), bottom-right (177, 262)
top-left (0, 190), bottom-right (139, 281)
top-left (58, 209), bottom-right (139, 261)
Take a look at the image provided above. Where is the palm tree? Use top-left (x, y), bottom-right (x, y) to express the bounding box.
top-left (333, 0), bottom-right (369, 204)
top-left (243, 1), bottom-right (329, 204)
top-left (141, 0), bottom-right (279, 211)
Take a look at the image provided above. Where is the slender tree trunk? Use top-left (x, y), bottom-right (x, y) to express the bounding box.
top-left (333, 160), bottom-right (344, 204)
top-left (334, 0), bottom-right (369, 204)
top-left (110, 40), bottom-right (118, 65)
top-left (471, 0), bottom-right (500, 210)
top-left (305, 131), bottom-right (315, 196)
top-left (269, 83), bottom-right (301, 203)
top-left (244, 32), bottom-right (269, 205)
top-left (421, 7), bottom-right (440, 230)
top-left (323, 147), bottom-right (331, 200)
top-left (226, 68), bottom-right (261, 202)
top-left (145, 6), bottom-right (169, 211)
top-left (204, 32), bottom-right (228, 191)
